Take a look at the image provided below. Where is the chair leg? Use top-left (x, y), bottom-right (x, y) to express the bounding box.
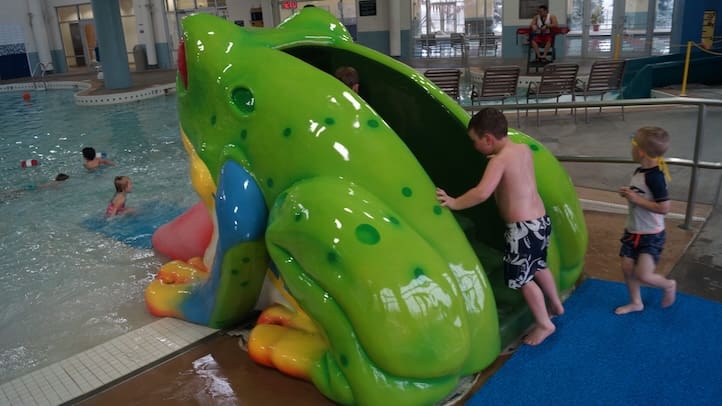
top-left (621, 105), bottom-right (625, 121)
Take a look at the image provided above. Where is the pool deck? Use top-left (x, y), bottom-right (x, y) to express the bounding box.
top-left (1, 64), bottom-right (721, 405)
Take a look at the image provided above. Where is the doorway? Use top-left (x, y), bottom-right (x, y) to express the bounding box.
top-left (80, 21), bottom-right (98, 67)
top-left (63, 20), bottom-right (96, 69)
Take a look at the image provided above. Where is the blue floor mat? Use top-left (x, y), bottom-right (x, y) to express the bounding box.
top-left (467, 278), bottom-right (722, 405)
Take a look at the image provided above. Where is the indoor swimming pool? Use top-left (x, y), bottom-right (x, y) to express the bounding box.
top-left (0, 89), bottom-right (197, 384)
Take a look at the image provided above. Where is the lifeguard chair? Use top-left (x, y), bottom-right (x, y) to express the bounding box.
top-left (517, 26), bottom-right (570, 74)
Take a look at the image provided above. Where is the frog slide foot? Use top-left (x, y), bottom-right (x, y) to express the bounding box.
top-left (257, 177), bottom-right (497, 405)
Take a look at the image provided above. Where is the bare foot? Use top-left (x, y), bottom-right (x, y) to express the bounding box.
top-left (549, 302), bottom-right (565, 318)
top-left (523, 323), bottom-right (556, 346)
top-left (662, 280), bottom-right (677, 308)
top-left (614, 303), bottom-right (644, 315)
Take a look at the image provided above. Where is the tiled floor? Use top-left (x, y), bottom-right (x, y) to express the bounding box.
top-left (0, 319), bottom-right (216, 406)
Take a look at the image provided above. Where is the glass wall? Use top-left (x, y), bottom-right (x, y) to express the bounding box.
top-left (566, 0), bottom-right (673, 58)
top-left (277, 0), bottom-right (357, 36)
top-left (56, 1), bottom-right (137, 69)
top-left (411, 0), bottom-right (502, 59)
top-left (165, 0), bottom-right (229, 65)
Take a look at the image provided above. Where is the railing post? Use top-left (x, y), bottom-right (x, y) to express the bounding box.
top-left (680, 41), bottom-right (692, 97)
top-left (681, 103), bottom-right (706, 229)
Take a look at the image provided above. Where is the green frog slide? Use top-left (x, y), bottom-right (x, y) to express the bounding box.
top-left (144, 7), bottom-right (587, 405)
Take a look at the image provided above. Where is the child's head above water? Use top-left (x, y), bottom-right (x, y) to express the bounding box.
top-left (114, 176), bottom-right (132, 193)
top-left (55, 173), bottom-right (69, 181)
top-left (82, 147), bottom-right (96, 161)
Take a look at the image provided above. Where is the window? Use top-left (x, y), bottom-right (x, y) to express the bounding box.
top-left (57, 6), bottom-right (78, 23)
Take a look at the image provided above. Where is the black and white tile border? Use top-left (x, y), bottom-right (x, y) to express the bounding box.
top-left (0, 318), bottom-right (217, 406)
top-left (0, 81), bottom-right (176, 106)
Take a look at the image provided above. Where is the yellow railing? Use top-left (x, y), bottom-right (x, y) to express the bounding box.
top-left (680, 39), bottom-right (722, 96)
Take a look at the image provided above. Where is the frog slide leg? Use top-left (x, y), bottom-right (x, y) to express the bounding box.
top-left (145, 160), bottom-right (269, 327)
top-left (248, 177), bottom-right (497, 406)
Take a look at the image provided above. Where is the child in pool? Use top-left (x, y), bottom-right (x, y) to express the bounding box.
top-left (36, 173), bottom-right (70, 188)
top-left (82, 147), bottom-right (114, 171)
top-left (1, 173), bottom-right (70, 201)
top-left (106, 176), bottom-right (134, 217)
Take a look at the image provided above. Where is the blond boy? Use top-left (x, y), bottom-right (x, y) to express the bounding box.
top-left (616, 126), bottom-right (676, 314)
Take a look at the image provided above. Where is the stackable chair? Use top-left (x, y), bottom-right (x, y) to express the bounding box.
top-left (526, 63), bottom-right (579, 125)
top-left (575, 59), bottom-right (626, 122)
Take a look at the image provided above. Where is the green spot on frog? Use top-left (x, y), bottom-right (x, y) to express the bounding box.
top-left (413, 267), bottom-right (425, 278)
top-left (355, 224), bottom-right (380, 245)
top-left (401, 187), bottom-right (412, 197)
top-left (231, 87), bottom-right (255, 114)
top-left (327, 252), bottom-right (338, 263)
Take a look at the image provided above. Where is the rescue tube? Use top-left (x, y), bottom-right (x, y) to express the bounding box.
top-left (20, 159), bottom-right (39, 168)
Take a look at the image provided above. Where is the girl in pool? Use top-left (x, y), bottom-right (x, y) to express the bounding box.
top-left (106, 176), bottom-right (134, 217)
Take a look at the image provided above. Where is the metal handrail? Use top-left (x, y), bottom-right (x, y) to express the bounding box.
top-left (464, 97), bottom-right (722, 229)
top-left (31, 62), bottom-right (49, 89)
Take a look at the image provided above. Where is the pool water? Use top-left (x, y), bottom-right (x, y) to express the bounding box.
top-left (0, 90), bottom-right (197, 383)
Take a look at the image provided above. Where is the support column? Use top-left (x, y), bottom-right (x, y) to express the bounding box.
top-left (91, 0), bottom-right (131, 89)
top-left (135, 0), bottom-right (158, 67)
top-left (389, 0), bottom-right (401, 57)
top-left (150, 0), bottom-right (172, 68)
top-left (27, 0), bottom-right (53, 71)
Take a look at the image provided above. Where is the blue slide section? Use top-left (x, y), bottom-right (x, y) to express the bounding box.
top-left (622, 52), bottom-right (722, 99)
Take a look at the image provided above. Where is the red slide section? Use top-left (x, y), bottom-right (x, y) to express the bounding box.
top-left (152, 201), bottom-right (213, 261)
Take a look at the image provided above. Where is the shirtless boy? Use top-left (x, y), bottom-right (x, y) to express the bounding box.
top-left (82, 147), bottom-right (114, 171)
top-left (436, 107), bottom-right (563, 346)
